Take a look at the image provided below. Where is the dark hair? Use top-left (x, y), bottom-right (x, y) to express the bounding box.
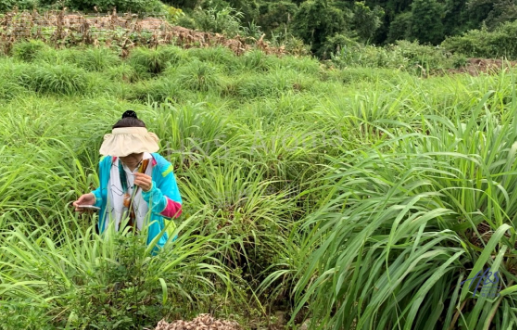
top-left (112, 110), bottom-right (146, 129)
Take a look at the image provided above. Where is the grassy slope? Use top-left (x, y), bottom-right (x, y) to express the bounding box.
top-left (0, 41), bottom-right (517, 329)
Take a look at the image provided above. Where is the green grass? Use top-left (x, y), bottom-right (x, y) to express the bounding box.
top-left (1, 43), bottom-right (517, 329)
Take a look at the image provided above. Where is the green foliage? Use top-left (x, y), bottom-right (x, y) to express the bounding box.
top-left (0, 217), bottom-right (236, 329)
top-left (292, 0), bottom-right (353, 57)
top-left (387, 11), bottom-right (412, 43)
top-left (293, 89), bottom-right (517, 329)
top-left (16, 63), bottom-right (90, 95)
top-left (409, 0), bottom-right (445, 44)
top-left (128, 46), bottom-right (184, 77)
top-left (63, 0), bottom-right (164, 12)
top-left (12, 40), bottom-right (48, 62)
top-left (175, 59), bottom-right (223, 92)
top-left (442, 20), bottom-right (517, 59)
top-left (468, 0), bottom-right (517, 30)
top-left (73, 47), bottom-right (122, 72)
top-left (192, 5), bottom-right (244, 37)
top-left (0, 0), bottom-right (38, 11)
top-left (330, 39), bottom-right (465, 75)
top-left (163, 4), bottom-right (185, 24)
top-left (162, 0), bottom-right (202, 10)
top-left (256, 1), bottom-right (298, 36)
top-left (352, 2), bottom-right (384, 42)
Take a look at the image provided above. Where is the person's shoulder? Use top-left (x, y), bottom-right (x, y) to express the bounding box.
top-left (151, 152), bottom-right (170, 166)
top-left (151, 153), bottom-right (174, 175)
top-left (99, 155), bottom-right (113, 165)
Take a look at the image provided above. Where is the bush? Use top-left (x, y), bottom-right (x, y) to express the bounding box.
top-left (330, 40), bottom-right (466, 74)
top-left (0, 80), bottom-right (27, 101)
top-left (64, 0), bottom-right (163, 13)
top-left (187, 47), bottom-right (238, 74)
top-left (0, 0), bottom-right (39, 11)
top-left (442, 21), bottom-right (517, 59)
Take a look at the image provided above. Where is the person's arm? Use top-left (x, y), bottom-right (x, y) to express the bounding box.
top-left (91, 156), bottom-right (109, 208)
top-left (142, 163), bottom-right (182, 219)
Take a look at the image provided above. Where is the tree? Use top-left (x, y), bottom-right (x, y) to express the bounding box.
top-left (468, 0), bottom-right (517, 30)
top-left (387, 11), bottom-right (412, 43)
top-left (410, 0), bottom-right (445, 44)
top-left (442, 0), bottom-right (469, 36)
top-left (353, 2), bottom-right (385, 42)
top-left (291, 0), bottom-right (352, 56)
top-left (257, 1), bottom-right (298, 36)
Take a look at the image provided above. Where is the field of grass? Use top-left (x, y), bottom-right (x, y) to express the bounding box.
top-left (1, 40), bottom-right (517, 330)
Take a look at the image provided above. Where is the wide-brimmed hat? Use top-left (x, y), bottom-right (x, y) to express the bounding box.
top-left (99, 127), bottom-right (160, 157)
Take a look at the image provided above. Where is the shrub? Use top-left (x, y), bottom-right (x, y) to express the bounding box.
top-left (240, 50), bottom-right (275, 72)
top-left (232, 70), bottom-right (296, 98)
top-left (0, 0), bottom-right (38, 11)
top-left (330, 40), bottom-right (466, 74)
top-left (63, 0), bottom-right (163, 13)
top-left (442, 21), bottom-right (517, 59)
top-left (0, 80), bottom-right (27, 101)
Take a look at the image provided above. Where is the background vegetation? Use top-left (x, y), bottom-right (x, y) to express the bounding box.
top-left (3, 0), bottom-right (517, 60)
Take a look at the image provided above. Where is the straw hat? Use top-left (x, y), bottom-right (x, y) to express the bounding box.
top-left (99, 126), bottom-right (160, 157)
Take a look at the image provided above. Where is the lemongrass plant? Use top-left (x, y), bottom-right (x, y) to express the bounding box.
top-left (2, 42), bottom-right (517, 329)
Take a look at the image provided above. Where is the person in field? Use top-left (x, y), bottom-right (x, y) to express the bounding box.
top-left (73, 110), bottom-right (182, 249)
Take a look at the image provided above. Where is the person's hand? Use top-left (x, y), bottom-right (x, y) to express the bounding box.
top-left (134, 172), bottom-right (153, 192)
top-left (73, 193), bottom-right (96, 213)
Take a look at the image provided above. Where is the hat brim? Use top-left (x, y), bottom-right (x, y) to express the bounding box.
top-left (99, 127), bottom-right (160, 157)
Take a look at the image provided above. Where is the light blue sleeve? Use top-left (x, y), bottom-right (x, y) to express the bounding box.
top-left (142, 162), bottom-right (182, 219)
top-left (91, 156), bottom-right (110, 209)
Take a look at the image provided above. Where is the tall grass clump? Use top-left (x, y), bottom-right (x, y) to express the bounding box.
top-left (12, 40), bottom-right (48, 62)
top-left (0, 216), bottom-right (237, 329)
top-left (16, 64), bottom-right (90, 96)
top-left (72, 47), bottom-right (122, 72)
top-left (128, 46), bottom-right (186, 78)
top-left (187, 47), bottom-right (240, 74)
top-left (292, 91), bottom-right (517, 329)
top-left (175, 60), bottom-right (224, 93)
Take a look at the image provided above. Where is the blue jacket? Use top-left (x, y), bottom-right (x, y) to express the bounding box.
top-left (91, 153), bottom-right (182, 250)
